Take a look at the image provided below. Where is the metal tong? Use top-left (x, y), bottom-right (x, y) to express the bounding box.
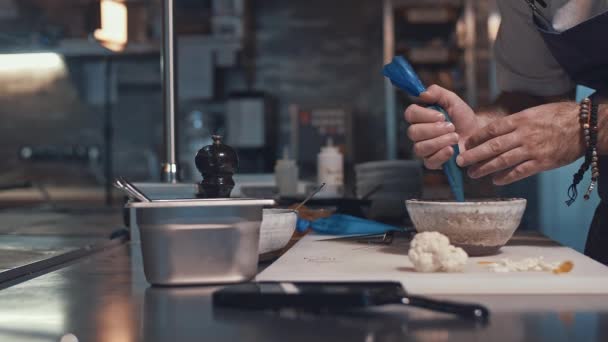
top-left (113, 177), bottom-right (151, 202)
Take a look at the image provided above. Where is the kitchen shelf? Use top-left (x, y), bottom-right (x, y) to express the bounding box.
top-left (0, 35), bottom-right (243, 58)
top-left (399, 5), bottom-right (462, 24)
top-left (0, 38), bottom-right (158, 57)
top-left (383, 0), bottom-right (476, 160)
top-left (397, 46), bottom-right (462, 65)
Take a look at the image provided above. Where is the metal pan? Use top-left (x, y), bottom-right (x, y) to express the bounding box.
top-left (127, 198), bottom-right (274, 285)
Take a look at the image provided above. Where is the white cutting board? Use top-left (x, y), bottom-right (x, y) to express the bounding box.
top-left (256, 233), bottom-right (608, 295)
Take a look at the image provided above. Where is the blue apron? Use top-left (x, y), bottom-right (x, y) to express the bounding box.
top-left (535, 11), bottom-right (608, 264)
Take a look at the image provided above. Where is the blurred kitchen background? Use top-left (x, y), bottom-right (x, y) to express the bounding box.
top-left (0, 0), bottom-right (599, 251)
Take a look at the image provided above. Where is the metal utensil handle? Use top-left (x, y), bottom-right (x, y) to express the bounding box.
top-left (113, 178), bottom-right (136, 196)
top-left (402, 295), bottom-right (490, 322)
top-left (113, 178), bottom-right (145, 202)
top-left (118, 178), bottom-right (152, 202)
top-left (121, 179), bottom-right (152, 202)
top-left (293, 183), bottom-right (326, 212)
top-left (113, 178), bottom-right (126, 190)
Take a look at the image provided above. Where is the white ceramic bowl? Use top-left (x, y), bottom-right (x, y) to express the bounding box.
top-left (405, 198), bottom-right (527, 256)
top-left (259, 209), bottom-right (298, 255)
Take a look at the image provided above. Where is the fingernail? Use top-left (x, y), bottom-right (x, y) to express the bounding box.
top-left (468, 169), bottom-right (478, 179)
top-left (437, 112), bottom-right (445, 120)
top-left (456, 155), bottom-right (464, 166)
top-left (441, 122), bottom-right (453, 128)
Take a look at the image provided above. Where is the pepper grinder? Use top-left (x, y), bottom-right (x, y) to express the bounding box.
top-left (195, 135), bottom-right (239, 198)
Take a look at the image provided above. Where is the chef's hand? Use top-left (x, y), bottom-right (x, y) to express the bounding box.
top-left (457, 102), bottom-right (584, 185)
top-left (404, 85), bottom-right (482, 169)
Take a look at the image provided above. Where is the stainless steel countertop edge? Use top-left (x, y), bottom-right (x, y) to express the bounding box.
top-left (126, 199), bottom-right (276, 208)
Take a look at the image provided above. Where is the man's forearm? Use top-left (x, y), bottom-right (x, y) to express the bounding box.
top-left (473, 90), bottom-right (577, 133)
top-left (476, 100), bottom-right (607, 155)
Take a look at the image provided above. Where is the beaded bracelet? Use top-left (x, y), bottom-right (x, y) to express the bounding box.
top-left (583, 101), bottom-right (600, 200)
top-left (566, 98), bottom-right (593, 206)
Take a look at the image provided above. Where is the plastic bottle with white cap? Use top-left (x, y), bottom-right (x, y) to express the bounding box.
top-left (317, 138), bottom-right (343, 198)
top-left (274, 146), bottom-right (299, 197)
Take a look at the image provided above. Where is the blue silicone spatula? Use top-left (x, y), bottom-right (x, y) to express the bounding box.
top-left (383, 56), bottom-right (464, 202)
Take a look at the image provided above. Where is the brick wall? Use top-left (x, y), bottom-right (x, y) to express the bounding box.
top-left (253, 0), bottom-right (387, 161)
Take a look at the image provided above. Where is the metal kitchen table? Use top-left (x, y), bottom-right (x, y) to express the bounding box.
top-left (1, 238), bottom-right (608, 342)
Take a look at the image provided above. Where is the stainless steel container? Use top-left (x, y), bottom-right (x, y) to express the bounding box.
top-left (127, 199), bottom-right (274, 285)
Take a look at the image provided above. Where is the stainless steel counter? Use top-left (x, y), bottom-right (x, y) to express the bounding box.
top-left (0, 207), bottom-right (123, 281)
top-left (0, 237), bottom-right (608, 342)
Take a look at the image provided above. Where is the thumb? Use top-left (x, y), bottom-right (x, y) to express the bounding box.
top-left (418, 87), bottom-right (440, 104)
top-left (419, 84), bottom-right (474, 129)
top-left (419, 84), bottom-right (461, 108)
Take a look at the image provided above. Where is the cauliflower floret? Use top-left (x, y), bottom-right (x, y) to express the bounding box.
top-left (410, 231), bottom-right (450, 251)
top-left (408, 232), bottom-right (468, 272)
top-left (436, 245), bottom-right (468, 272)
top-left (408, 247), bottom-right (440, 272)
top-left (407, 231), bottom-right (449, 272)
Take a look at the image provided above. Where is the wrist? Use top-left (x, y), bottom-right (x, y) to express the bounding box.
top-left (474, 104), bottom-right (508, 127)
top-left (567, 101), bottom-right (587, 160)
top-left (476, 111), bottom-right (506, 127)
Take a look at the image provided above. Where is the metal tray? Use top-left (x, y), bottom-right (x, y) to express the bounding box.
top-left (128, 198), bottom-right (274, 286)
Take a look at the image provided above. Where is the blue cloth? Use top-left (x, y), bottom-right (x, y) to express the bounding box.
top-left (296, 214), bottom-right (399, 235)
